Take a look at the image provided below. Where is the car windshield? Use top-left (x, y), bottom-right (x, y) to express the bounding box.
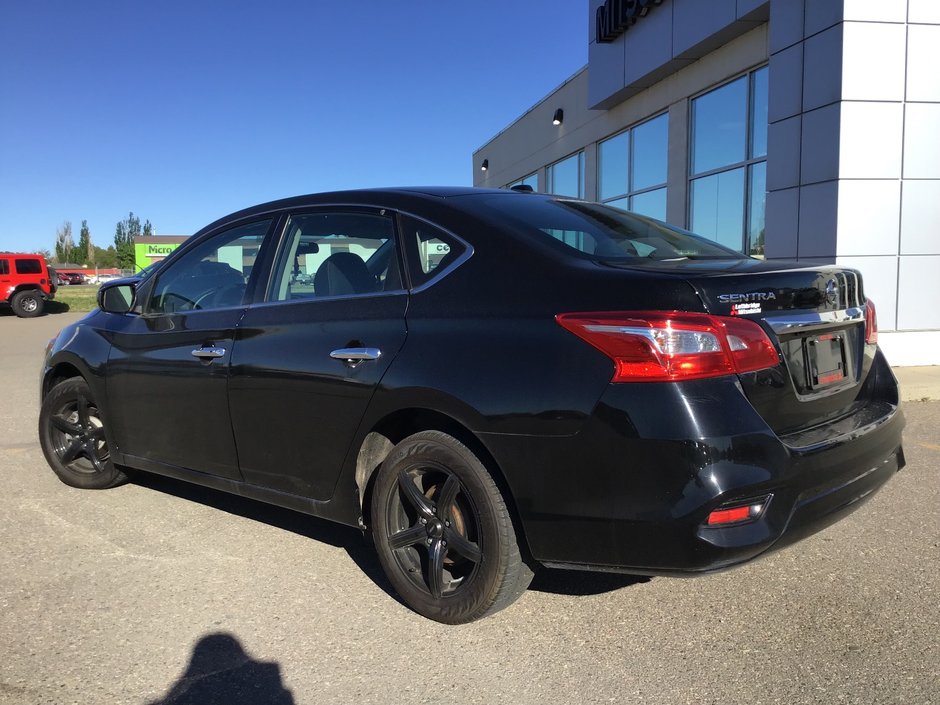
top-left (472, 195), bottom-right (746, 262)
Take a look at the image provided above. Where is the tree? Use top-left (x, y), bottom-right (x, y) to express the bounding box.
top-left (114, 212), bottom-right (143, 270)
top-left (77, 220), bottom-right (93, 265)
top-left (55, 221), bottom-right (74, 263)
top-left (143, 219), bottom-right (154, 237)
top-left (92, 245), bottom-right (117, 268)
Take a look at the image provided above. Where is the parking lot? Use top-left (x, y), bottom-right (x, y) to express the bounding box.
top-left (1, 310), bottom-right (938, 705)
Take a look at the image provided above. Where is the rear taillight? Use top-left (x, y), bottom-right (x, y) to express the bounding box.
top-left (864, 298), bottom-right (878, 345)
top-left (556, 311), bottom-right (781, 383)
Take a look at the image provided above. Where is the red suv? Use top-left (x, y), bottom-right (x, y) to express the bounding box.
top-left (0, 253), bottom-right (57, 317)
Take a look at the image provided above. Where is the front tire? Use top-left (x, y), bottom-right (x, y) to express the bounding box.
top-left (39, 377), bottom-right (127, 489)
top-left (11, 290), bottom-right (44, 317)
top-left (370, 431), bottom-right (533, 624)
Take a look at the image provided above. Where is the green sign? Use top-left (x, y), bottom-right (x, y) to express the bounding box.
top-left (134, 241), bottom-right (183, 272)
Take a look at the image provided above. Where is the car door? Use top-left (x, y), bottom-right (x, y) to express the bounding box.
top-left (228, 208), bottom-right (408, 499)
top-left (106, 218), bottom-right (275, 480)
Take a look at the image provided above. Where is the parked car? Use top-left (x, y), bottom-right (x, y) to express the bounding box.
top-left (38, 188), bottom-right (904, 623)
top-left (1, 252), bottom-right (56, 317)
top-left (91, 273), bottom-right (120, 285)
top-left (56, 272), bottom-right (71, 286)
top-left (61, 272), bottom-right (86, 285)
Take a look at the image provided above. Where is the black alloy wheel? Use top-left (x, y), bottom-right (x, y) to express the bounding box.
top-left (39, 377), bottom-right (127, 489)
top-left (371, 431), bottom-right (532, 624)
top-left (11, 290), bottom-right (43, 318)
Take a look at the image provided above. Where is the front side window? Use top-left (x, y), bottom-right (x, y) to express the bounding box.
top-left (0, 259), bottom-right (8, 275)
top-left (598, 113), bottom-right (668, 220)
top-left (546, 152), bottom-right (585, 198)
top-left (270, 211), bottom-right (400, 301)
top-left (146, 219), bottom-right (271, 314)
top-left (689, 66), bottom-right (768, 256)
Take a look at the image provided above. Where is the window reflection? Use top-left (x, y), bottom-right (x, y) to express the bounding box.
top-left (692, 76), bottom-right (747, 175)
top-left (689, 66), bottom-right (768, 254)
top-left (599, 132), bottom-right (629, 200)
top-left (509, 172), bottom-right (538, 191)
top-left (632, 116), bottom-right (668, 190)
top-left (691, 168), bottom-right (745, 251)
top-left (631, 187), bottom-right (667, 221)
top-left (748, 162), bottom-right (767, 256)
top-left (598, 113), bottom-right (668, 217)
top-left (547, 152), bottom-right (584, 198)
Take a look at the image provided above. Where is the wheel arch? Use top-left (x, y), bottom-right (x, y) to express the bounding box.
top-left (354, 407), bottom-right (534, 562)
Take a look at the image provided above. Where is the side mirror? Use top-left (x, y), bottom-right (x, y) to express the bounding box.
top-left (98, 282), bottom-right (136, 314)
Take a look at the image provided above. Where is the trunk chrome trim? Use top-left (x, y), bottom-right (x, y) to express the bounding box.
top-left (765, 306), bottom-right (864, 334)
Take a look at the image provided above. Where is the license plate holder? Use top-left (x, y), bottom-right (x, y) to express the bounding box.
top-left (805, 333), bottom-right (847, 389)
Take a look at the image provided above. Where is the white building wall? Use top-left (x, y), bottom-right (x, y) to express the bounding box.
top-left (766, 0), bottom-right (940, 358)
top-left (474, 0), bottom-right (940, 363)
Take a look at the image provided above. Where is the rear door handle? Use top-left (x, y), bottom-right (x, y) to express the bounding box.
top-left (330, 347), bottom-right (382, 362)
top-left (191, 346), bottom-right (226, 359)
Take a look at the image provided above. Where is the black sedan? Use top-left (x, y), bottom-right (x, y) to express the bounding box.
top-left (38, 188), bottom-right (904, 623)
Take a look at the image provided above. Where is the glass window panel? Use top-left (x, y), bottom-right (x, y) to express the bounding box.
top-left (270, 213), bottom-right (399, 301)
top-left (607, 197), bottom-right (629, 211)
top-left (747, 162), bottom-right (767, 257)
top-left (510, 173), bottom-right (538, 190)
top-left (750, 67), bottom-right (769, 159)
top-left (630, 187), bottom-right (667, 221)
top-left (149, 220), bottom-right (271, 313)
top-left (598, 131), bottom-right (629, 200)
top-left (691, 76), bottom-right (747, 175)
top-left (548, 152), bottom-right (583, 198)
top-left (690, 168), bottom-right (745, 251)
top-left (632, 114), bottom-right (668, 190)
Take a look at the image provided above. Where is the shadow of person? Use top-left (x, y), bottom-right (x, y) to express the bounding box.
top-left (147, 632), bottom-right (294, 705)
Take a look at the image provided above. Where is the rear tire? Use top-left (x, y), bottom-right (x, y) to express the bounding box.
top-left (370, 430), bottom-right (533, 624)
top-left (39, 377), bottom-right (127, 489)
top-left (11, 290), bottom-right (43, 317)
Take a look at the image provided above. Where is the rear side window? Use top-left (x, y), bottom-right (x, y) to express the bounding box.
top-left (14, 258), bottom-right (42, 274)
top-left (0, 259), bottom-right (8, 275)
top-left (398, 215), bottom-right (466, 289)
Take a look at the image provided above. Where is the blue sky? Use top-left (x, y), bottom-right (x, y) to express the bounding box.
top-left (0, 1), bottom-right (586, 254)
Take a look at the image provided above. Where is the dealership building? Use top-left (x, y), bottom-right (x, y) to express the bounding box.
top-left (474, 0), bottom-right (940, 366)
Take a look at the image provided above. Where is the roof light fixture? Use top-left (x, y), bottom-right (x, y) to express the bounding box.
top-left (553, 109), bottom-right (564, 126)
top-left (481, 159), bottom-right (488, 171)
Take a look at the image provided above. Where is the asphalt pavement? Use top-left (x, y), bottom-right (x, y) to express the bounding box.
top-left (1, 310), bottom-right (938, 705)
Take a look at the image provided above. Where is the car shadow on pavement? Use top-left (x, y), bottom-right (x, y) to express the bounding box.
top-left (130, 472), bottom-right (649, 602)
top-left (129, 472), bottom-right (397, 595)
top-left (146, 632), bottom-right (295, 705)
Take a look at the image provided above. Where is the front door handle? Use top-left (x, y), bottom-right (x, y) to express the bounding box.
top-left (191, 346), bottom-right (226, 360)
top-left (330, 347), bottom-right (382, 363)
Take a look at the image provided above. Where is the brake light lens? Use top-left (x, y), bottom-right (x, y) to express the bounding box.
top-left (864, 298), bottom-right (878, 345)
top-left (556, 311), bottom-right (780, 382)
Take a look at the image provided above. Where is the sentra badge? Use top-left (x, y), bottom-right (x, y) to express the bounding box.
top-left (717, 292), bottom-right (777, 304)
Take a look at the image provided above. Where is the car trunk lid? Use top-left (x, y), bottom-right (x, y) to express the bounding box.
top-left (614, 258), bottom-right (871, 436)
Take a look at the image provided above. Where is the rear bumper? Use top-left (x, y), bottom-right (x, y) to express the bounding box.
top-left (483, 353), bottom-right (904, 575)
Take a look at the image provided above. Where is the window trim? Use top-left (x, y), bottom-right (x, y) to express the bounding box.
top-left (396, 212), bottom-right (474, 294)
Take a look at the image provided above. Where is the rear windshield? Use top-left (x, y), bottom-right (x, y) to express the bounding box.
top-left (473, 195), bottom-right (746, 262)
